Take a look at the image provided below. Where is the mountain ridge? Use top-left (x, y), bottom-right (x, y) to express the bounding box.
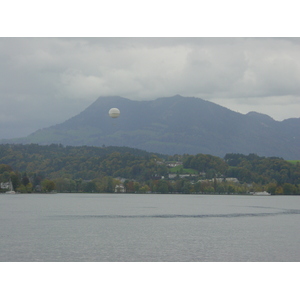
top-left (1, 95), bottom-right (299, 159)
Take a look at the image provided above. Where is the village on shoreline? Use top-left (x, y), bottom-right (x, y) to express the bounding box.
top-left (0, 144), bottom-right (299, 196)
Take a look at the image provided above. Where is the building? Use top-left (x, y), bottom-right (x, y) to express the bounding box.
top-left (115, 184), bottom-right (126, 193)
top-left (1, 181), bottom-right (11, 190)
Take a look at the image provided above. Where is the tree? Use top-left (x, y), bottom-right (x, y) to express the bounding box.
top-left (227, 184), bottom-right (236, 194)
top-left (124, 180), bottom-right (135, 193)
top-left (283, 183), bottom-right (296, 195)
top-left (216, 184), bottom-right (226, 194)
top-left (53, 178), bottom-right (76, 192)
top-left (156, 180), bottom-right (169, 194)
top-left (204, 186), bottom-right (215, 194)
top-left (0, 164), bottom-right (12, 173)
top-left (182, 181), bottom-right (192, 194)
top-left (10, 171), bottom-right (21, 191)
top-left (266, 182), bottom-right (277, 195)
top-left (42, 179), bottom-right (56, 192)
top-left (26, 182), bottom-right (33, 193)
top-left (133, 182), bottom-right (140, 193)
top-left (82, 181), bottom-right (97, 193)
top-left (21, 173), bottom-right (30, 186)
top-left (17, 184), bottom-right (27, 193)
top-left (2, 171), bottom-right (11, 182)
top-left (275, 186), bottom-right (283, 195)
top-left (139, 184), bottom-right (150, 193)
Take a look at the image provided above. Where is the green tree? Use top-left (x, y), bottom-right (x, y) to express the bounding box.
top-left (2, 171), bottom-right (11, 182)
top-left (26, 182), bottom-right (33, 193)
top-left (0, 164), bottom-right (12, 173)
top-left (156, 180), bottom-right (169, 194)
top-left (82, 181), bottom-right (97, 192)
top-left (21, 173), bottom-right (30, 186)
top-left (124, 180), bottom-right (135, 193)
top-left (42, 179), bottom-right (56, 192)
top-left (16, 184), bottom-right (27, 193)
top-left (133, 182), bottom-right (140, 193)
top-left (204, 186), bottom-right (215, 194)
top-left (10, 171), bottom-right (21, 191)
top-left (283, 183), bottom-right (296, 195)
top-left (182, 181), bottom-right (192, 194)
top-left (216, 184), bottom-right (226, 194)
top-left (139, 184), bottom-right (150, 193)
top-left (275, 186), bottom-right (283, 195)
top-left (266, 182), bottom-right (277, 195)
top-left (227, 184), bottom-right (236, 194)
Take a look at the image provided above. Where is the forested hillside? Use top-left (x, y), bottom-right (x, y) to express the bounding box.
top-left (2, 95), bottom-right (300, 159)
top-left (0, 144), bottom-right (299, 194)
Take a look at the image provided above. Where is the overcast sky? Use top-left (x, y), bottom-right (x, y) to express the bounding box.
top-left (1, 6), bottom-right (300, 139)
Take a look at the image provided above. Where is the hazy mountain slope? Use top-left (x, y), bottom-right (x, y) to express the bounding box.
top-left (2, 95), bottom-right (299, 159)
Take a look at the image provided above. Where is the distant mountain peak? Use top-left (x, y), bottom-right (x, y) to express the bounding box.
top-left (1, 95), bottom-right (299, 159)
top-left (246, 111), bottom-right (275, 122)
top-left (95, 95), bottom-right (130, 102)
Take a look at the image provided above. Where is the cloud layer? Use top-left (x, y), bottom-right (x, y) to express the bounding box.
top-left (1, 37), bottom-right (300, 138)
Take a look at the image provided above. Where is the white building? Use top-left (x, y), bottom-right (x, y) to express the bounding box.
top-left (115, 184), bottom-right (126, 193)
top-left (1, 181), bottom-right (11, 190)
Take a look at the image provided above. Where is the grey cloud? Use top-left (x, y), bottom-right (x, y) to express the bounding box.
top-left (0, 37), bottom-right (300, 139)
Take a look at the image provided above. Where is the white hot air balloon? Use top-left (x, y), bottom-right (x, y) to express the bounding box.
top-left (108, 108), bottom-right (120, 118)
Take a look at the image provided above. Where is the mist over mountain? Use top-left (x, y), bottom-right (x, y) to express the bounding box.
top-left (2, 95), bottom-right (299, 159)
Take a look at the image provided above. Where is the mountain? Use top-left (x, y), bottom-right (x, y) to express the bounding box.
top-left (2, 95), bottom-right (299, 159)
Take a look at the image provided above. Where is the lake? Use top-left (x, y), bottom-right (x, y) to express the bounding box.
top-left (1, 193), bottom-right (299, 262)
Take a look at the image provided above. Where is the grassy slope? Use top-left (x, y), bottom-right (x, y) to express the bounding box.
top-left (169, 165), bottom-right (198, 174)
top-left (287, 160), bottom-right (300, 165)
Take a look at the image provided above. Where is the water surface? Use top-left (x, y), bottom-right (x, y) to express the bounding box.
top-left (1, 193), bottom-right (299, 261)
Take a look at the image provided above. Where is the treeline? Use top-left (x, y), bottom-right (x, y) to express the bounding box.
top-left (0, 143), bottom-right (167, 180)
top-left (224, 153), bottom-right (300, 185)
top-left (181, 153), bottom-right (300, 194)
top-left (0, 144), bottom-right (299, 194)
top-left (182, 153), bottom-right (300, 185)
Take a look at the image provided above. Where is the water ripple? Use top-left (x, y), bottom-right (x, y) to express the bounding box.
top-left (53, 209), bottom-right (300, 219)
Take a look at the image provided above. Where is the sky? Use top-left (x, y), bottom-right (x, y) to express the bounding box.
top-left (1, 3), bottom-right (300, 139)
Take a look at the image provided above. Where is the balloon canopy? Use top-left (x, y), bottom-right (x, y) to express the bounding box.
top-left (108, 108), bottom-right (120, 118)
